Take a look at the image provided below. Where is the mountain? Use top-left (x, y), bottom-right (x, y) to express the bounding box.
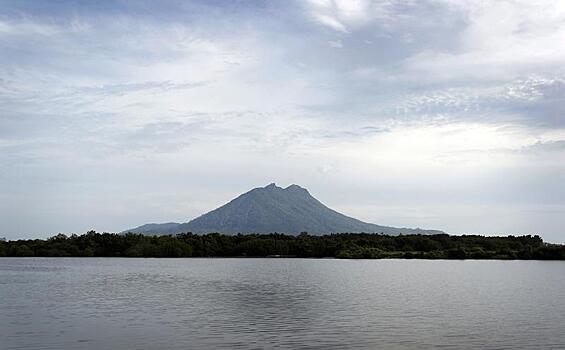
top-left (124, 183), bottom-right (444, 235)
top-left (123, 222), bottom-right (181, 235)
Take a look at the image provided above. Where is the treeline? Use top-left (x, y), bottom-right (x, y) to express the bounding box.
top-left (1, 231), bottom-right (565, 259)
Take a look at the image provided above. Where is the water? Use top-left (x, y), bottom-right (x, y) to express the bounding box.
top-left (1, 258), bottom-right (564, 349)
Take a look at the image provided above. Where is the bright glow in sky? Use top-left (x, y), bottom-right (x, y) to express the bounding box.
top-left (1, 0), bottom-right (564, 242)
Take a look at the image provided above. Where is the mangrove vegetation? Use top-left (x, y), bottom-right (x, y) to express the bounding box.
top-left (1, 231), bottom-right (565, 259)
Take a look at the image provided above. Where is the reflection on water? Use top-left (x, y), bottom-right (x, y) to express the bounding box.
top-left (1, 258), bottom-right (564, 349)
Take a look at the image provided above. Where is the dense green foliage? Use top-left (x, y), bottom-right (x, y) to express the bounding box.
top-left (1, 231), bottom-right (564, 259)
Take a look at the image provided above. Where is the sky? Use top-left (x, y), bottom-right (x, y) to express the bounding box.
top-left (1, 0), bottom-right (564, 242)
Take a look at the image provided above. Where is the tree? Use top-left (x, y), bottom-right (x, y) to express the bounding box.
top-left (11, 244), bottom-right (34, 257)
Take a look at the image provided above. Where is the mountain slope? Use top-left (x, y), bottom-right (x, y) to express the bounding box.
top-left (124, 222), bottom-right (181, 236)
top-left (125, 183), bottom-right (444, 235)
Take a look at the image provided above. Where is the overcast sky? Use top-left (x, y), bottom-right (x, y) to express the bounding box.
top-left (1, 0), bottom-right (564, 242)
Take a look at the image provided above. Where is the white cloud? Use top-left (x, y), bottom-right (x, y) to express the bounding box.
top-left (304, 0), bottom-right (397, 33)
top-left (404, 0), bottom-right (565, 81)
top-left (313, 14), bottom-right (349, 32)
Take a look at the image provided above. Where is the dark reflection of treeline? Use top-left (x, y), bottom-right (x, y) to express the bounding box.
top-left (1, 232), bottom-right (564, 259)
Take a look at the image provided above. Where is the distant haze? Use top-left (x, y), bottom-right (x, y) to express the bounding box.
top-left (1, 1), bottom-right (564, 242)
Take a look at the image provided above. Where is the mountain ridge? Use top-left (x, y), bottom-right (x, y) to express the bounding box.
top-left (124, 183), bottom-right (444, 236)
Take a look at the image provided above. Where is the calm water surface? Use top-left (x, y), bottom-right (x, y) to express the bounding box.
top-left (1, 258), bottom-right (564, 349)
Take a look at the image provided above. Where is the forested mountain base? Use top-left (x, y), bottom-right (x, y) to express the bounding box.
top-left (1, 232), bottom-right (565, 259)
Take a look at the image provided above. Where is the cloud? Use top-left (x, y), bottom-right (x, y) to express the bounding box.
top-left (382, 76), bottom-right (565, 127)
top-left (328, 39), bottom-right (343, 48)
top-left (403, 0), bottom-right (565, 81)
top-left (312, 13), bottom-right (349, 32)
top-left (303, 0), bottom-right (406, 33)
top-left (0, 0), bottom-right (564, 241)
top-left (521, 140), bottom-right (565, 154)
